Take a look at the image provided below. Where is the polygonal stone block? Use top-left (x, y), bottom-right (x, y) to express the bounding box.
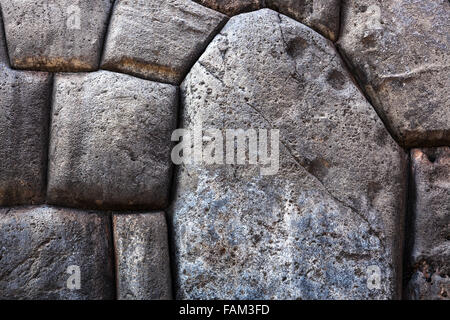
top-left (1, 0), bottom-right (113, 71)
top-left (113, 212), bottom-right (172, 300)
top-left (338, 0), bottom-right (450, 147)
top-left (0, 206), bottom-right (114, 300)
top-left (0, 14), bottom-right (52, 206)
top-left (171, 9), bottom-right (407, 300)
top-left (406, 148), bottom-right (450, 300)
top-left (101, 0), bottom-right (227, 84)
top-left (266, 0), bottom-right (341, 41)
top-left (47, 70), bottom-right (178, 210)
top-left (193, 0), bottom-right (261, 16)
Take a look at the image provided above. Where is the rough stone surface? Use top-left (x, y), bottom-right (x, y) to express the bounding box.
top-left (265, 0), bottom-right (341, 41)
top-left (0, 206), bottom-right (114, 300)
top-left (406, 148), bottom-right (450, 300)
top-left (47, 71), bottom-right (178, 210)
top-left (170, 9), bottom-right (406, 299)
top-left (193, 0), bottom-right (261, 16)
top-left (113, 212), bottom-right (172, 300)
top-left (0, 15), bottom-right (52, 206)
top-left (101, 0), bottom-right (227, 84)
top-left (193, 0), bottom-right (340, 41)
top-left (338, 0), bottom-right (450, 147)
top-left (1, 0), bottom-right (113, 71)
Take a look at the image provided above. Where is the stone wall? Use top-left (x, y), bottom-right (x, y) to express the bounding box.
top-left (0, 0), bottom-right (448, 300)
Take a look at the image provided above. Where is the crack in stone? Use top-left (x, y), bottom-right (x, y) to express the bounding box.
top-left (194, 52), bottom-right (385, 248)
top-left (276, 13), bottom-right (304, 83)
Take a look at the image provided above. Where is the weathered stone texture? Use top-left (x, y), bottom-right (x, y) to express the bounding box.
top-left (193, 0), bottom-right (340, 41)
top-left (170, 9), bottom-right (406, 299)
top-left (113, 212), bottom-right (172, 300)
top-left (101, 0), bottom-right (227, 84)
top-left (47, 71), bottom-right (178, 210)
top-left (265, 0), bottom-right (341, 41)
top-left (193, 0), bottom-right (261, 16)
top-left (0, 206), bottom-right (114, 300)
top-left (0, 14), bottom-right (52, 206)
top-left (406, 148), bottom-right (450, 300)
top-left (338, 0), bottom-right (450, 147)
top-left (1, 0), bottom-right (113, 71)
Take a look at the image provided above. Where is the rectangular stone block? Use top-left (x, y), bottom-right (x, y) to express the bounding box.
top-left (0, 13), bottom-right (52, 206)
top-left (406, 148), bottom-right (450, 300)
top-left (0, 206), bottom-right (114, 300)
top-left (47, 70), bottom-right (178, 210)
top-left (113, 212), bottom-right (172, 300)
top-left (1, 0), bottom-right (113, 71)
top-left (101, 0), bottom-right (227, 84)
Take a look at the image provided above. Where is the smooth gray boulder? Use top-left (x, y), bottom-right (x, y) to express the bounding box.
top-left (406, 148), bottom-right (449, 300)
top-left (193, 0), bottom-right (261, 16)
top-left (113, 212), bottom-right (172, 300)
top-left (1, 0), bottom-right (113, 71)
top-left (0, 14), bottom-right (52, 206)
top-left (101, 0), bottom-right (227, 84)
top-left (0, 206), bottom-right (114, 300)
top-left (170, 9), bottom-right (406, 299)
top-left (265, 0), bottom-right (341, 41)
top-left (47, 70), bottom-right (178, 210)
top-left (338, 0), bottom-right (450, 147)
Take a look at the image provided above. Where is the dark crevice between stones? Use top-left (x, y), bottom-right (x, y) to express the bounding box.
top-left (402, 150), bottom-right (415, 300)
top-left (109, 212), bottom-right (118, 300)
top-left (336, 0), bottom-right (343, 43)
top-left (101, 61), bottom-right (181, 86)
top-left (334, 44), bottom-right (402, 151)
top-left (165, 205), bottom-right (178, 299)
top-left (0, 4), bottom-right (12, 69)
top-left (98, 0), bottom-right (116, 71)
top-left (42, 74), bottom-right (55, 205)
top-left (166, 86), bottom-right (182, 299)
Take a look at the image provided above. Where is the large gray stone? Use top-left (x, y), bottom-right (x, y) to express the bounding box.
top-left (1, 0), bottom-right (113, 71)
top-left (265, 0), bottom-right (341, 41)
top-left (338, 0), bottom-right (450, 147)
top-left (113, 212), bottom-right (172, 300)
top-left (0, 14), bottom-right (52, 206)
top-left (0, 206), bottom-right (114, 300)
top-left (47, 71), bottom-right (178, 210)
top-left (170, 9), bottom-right (406, 299)
top-left (101, 0), bottom-right (227, 84)
top-left (406, 148), bottom-right (450, 300)
top-left (193, 0), bottom-right (261, 16)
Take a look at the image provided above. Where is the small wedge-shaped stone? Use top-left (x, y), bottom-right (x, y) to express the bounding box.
top-left (265, 0), bottom-right (340, 41)
top-left (47, 71), bottom-right (178, 210)
top-left (0, 15), bottom-right (52, 206)
top-left (1, 0), bottom-right (113, 71)
top-left (338, 0), bottom-right (450, 147)
top-left (0, 206), bottom-right (114, 300)
top-left (193, 0), bottom-right (261, 16)
top-left (113, 212), bottom-right (172, 300)
top-left (101, 0), bottom-right (227, 84)
top-left (406, 148), bottom-right (450, 300)
top-left (170, 9), bottom-right (406, 299)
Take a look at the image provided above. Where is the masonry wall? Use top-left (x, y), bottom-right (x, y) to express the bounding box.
top-left (0, 0), bottom-right (448, 300)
